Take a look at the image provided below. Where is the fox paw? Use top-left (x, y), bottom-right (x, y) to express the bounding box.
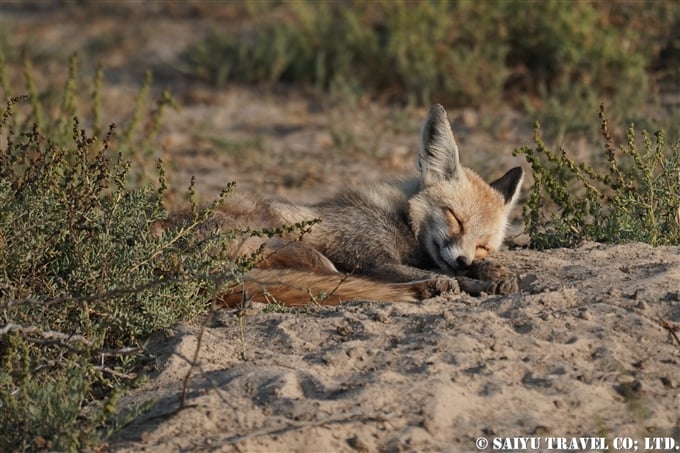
top-left (432, 276), bottom-right (460, 294)
top-left (471, 260), bottom-right (513, 281)
top-left (488, 276), bottom-right (519, 295)
top-left (456, 274), bottom-right (519, 296)
top-left (469, 261), bottom-right (519, 295)
top-left (416, 277), bottom-right (460, 298)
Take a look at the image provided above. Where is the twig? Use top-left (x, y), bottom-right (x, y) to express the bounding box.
top-left (325, 273), bottom-right (351, 300)
top-left (126, 222), bottom-right (203, 275)
top-left (657, 315), bottom-right (680, 348)
top-left (237, 296), bottom-right (248, 360)
top-left (223, 412), bottom-right (394, 445)
top-left (97, 346), bottom-right (144, 358)
top-left (92, 365), bottom-right (136, 380)
top-left (1, 268), bottom-right (239, 312)
top-left (0, 322), bottom-right (93, 347)
top-left (0, 276), bottom-right (176, 311)
top-left (142, 403), bottom-right (199, 423)
top-left (179, 309), bottom-right (215, 409)
top-left (171, 350), bottom-right (234, 407)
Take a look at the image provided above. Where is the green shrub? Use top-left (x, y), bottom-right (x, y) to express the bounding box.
top-left (514, 105), bottom-right (680, 249)
top-left (0, 52), bottom-right (320, 450)
top-left (0, 59), bottom-right (242, 451)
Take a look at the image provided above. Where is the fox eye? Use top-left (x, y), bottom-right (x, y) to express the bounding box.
top-left (475, 246), bottom-right (489, 259)
top-left (444, 208), bottom-right (461, 234)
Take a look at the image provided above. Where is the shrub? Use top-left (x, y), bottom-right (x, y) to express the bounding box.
top-left (180, 0), bottom-right (509, 106)
top-left (179, 0), bottom-right (672, 137)
top-left (514, 105), bottom-right (680, 249)
top-left (505, 0), bottom-right (649, 139)
top-left (0, 59), bottom-right (240, 451)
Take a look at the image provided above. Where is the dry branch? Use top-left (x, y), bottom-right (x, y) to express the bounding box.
top-left (0, 322), bottom-right (93, 347)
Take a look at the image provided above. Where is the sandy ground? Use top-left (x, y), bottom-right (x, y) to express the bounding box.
top-left (111, 242), bottom-right (680, 452)
top-left (2, 3), bottom-right (679, 452)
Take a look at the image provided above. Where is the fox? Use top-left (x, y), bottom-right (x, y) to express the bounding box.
top-left (184, 104), bottom-right (524, 306)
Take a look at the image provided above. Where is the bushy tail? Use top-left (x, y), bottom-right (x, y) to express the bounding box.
top-left (215, 269), bottom-right (418, 307)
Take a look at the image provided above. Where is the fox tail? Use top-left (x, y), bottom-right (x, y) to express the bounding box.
top-left (214, 269), bottom-right (418, 307)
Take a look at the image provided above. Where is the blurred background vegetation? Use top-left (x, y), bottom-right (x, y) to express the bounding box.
top-left (179, 0), bottom-right (680, 140)
top-left (2, 0), bottom-right (680, 143)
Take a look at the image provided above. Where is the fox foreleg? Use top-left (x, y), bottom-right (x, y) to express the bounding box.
top-left (370, 261), bottom-right (518, 299)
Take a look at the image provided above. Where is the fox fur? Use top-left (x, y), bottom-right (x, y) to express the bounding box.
top-left (181, 104), bottom-right (524, 307)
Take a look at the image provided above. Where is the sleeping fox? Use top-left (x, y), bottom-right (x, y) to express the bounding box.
top-left (188, 104), bottom-right (524, 306)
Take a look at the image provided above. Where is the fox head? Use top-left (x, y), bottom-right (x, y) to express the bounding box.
top-left (409, 104), bottom-right (524, 272)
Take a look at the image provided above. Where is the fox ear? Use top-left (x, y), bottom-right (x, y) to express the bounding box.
top-left (490, 166), bottom-right (524, 205)
top-left (418, 104), bottom-right (463, 187)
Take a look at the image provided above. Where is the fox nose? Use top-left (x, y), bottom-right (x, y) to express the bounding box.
top-left (456, 256), bottom-right (471, 267)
